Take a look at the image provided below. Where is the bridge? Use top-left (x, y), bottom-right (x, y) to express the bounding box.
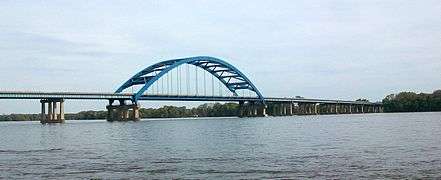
top-left (0, 56), bottom-right (383, 123)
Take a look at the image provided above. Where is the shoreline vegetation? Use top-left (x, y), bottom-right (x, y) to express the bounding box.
top-left (383, 90), bottom-right (441, 112)
top-left (0, 103), bottom-right (239, 122)
top-left (1, 90), bottom-right (440, 121)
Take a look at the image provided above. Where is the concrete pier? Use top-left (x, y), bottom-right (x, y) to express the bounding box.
top-left (40, 99), bottom-right (65, 124)
top-left (239, 101), bottom-right (267, 117)
top-left (106, 100), bottom-right (140, 122)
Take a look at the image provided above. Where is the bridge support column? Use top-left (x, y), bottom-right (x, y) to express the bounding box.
top-left (106, 100), bottom-right (140, 122)
top-left (59, 100), bottom-right (65, 120)
top-left (342, 104), bottom-right (347, 114)
top-left (343, 104), bottom-right (348, 114)
top-left (349, 105), bottom-right (352, 114)
top-left (304, 104), bottom-right (309, 115)
top-left (319, 104), bottom-right (324, 114)
top-left (279, 104), bottom-right (284, 116)
top-left (322, 104), bottom-right (327, 114)
top-left (53, 101), bottom-right (57, 120)
top-left (304, 103), bottom-right (310, 115)
top-left (293, 103), bottom-right (299, 115)
top-left (282, 103), bottom-right (287, 116)
top-left (258, 105), bottom-right (267, 117)
top-left (40, 99), bottom-right (65, 124)
top-left (270, 104), bottom-right (276, 116)
top-left (239, 101), bottom-right (245, 117)
top-left (330, 104), bottom-right (335, 114)
top-left (239, 101), bottom-right (265, 117)
top-left (326, 104), bottom-right (331, 114)
top-left (47, 101), bottom-right (52, 121)
top-left (41, 102), bottom-right (46, 122)
top-left (307, 103), bottom-right (313, 115)
top-left (288, 103), bottom-right (293, 116)
top-left (298, 103), bottom-right (304, 115)
top-left (306, 103), bottom-right (311, 115)
top-left (314, 103), bottom-right (319, 115)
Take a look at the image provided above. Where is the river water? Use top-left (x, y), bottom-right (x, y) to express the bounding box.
top-left (1, 112), bottom-right (440, 179)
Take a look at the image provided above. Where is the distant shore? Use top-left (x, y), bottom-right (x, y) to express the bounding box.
top-left (0, 103), bottom-right (239, 122)
top-left (1, 90), bottom-right (440, 121)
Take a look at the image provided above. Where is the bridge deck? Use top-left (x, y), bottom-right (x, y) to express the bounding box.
top-left (0, 91), bottom-right (379, 105)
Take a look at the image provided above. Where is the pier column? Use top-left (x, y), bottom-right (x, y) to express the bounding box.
top-left (49, 101), bottom-right (54, 121)
top-left (257, 104), bottom-right (267, 117)
top-left (298, 103), bottom-right (305, 115)
top-left (253, 104), bottom-right (258, 116)
top-left (338, 104), bottom-right (341, 114)
top-left (239, 101), bottom-right (245, 117)
top-left (325, 104), bottom-right (330, 114)
top-left (271, 104), bottom-right (276, 116)
top-left (292, 103), bottom-right (298, 115)
top-left (314, 103), bottom-right (318, 115)
top-left (40, 99), bottom-right (65, 124)
top-left (288, 103), bottom-right (293, 116)
top-left (263, 106), bottom-right (267, 116)
top-left (306, 103), bottom-right (310, 115)
top-left (278, 103), bottom-right (284, 116)
top-left (304, 103), bottom-right (309, 115)
top-left (282, 103), bottom-right (287, 116)
top-left (59, 100), bottom-right (64, 121)
top-left (40, 101), bottom-right (46, 122)
top-left (52, 101), bottom-right (57, 120)
top-left (106, 101), bottom-right (140, 122)
top-left (132, 105), bottom-right (140, 119)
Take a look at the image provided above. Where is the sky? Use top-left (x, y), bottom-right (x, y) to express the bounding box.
top-left (0, 0), bottom-right (440, 114)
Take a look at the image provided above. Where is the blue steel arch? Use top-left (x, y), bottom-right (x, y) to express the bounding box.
top-left (116, 56), bottom-right (265, 103)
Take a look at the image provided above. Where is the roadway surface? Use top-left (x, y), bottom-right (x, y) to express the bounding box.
top-left (0, 91), bottom-right (380, 105)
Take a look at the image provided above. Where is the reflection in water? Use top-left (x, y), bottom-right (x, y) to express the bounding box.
top-left (1, 113), bottom-right (441, 179)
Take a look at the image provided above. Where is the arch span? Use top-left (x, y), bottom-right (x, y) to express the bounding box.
top-left (116, 56), bottom-right (265, 103)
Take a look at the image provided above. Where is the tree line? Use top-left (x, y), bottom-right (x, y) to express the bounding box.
top-left (382, 90), bottom-right (441, 112)
top-left (2, 90), bottom-right (441, 121)
top-left (0, 103), bottom-right (239, 121)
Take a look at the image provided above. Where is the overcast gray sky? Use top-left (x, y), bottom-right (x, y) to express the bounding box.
top-left (1, 0), bottom-right (440, 114)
